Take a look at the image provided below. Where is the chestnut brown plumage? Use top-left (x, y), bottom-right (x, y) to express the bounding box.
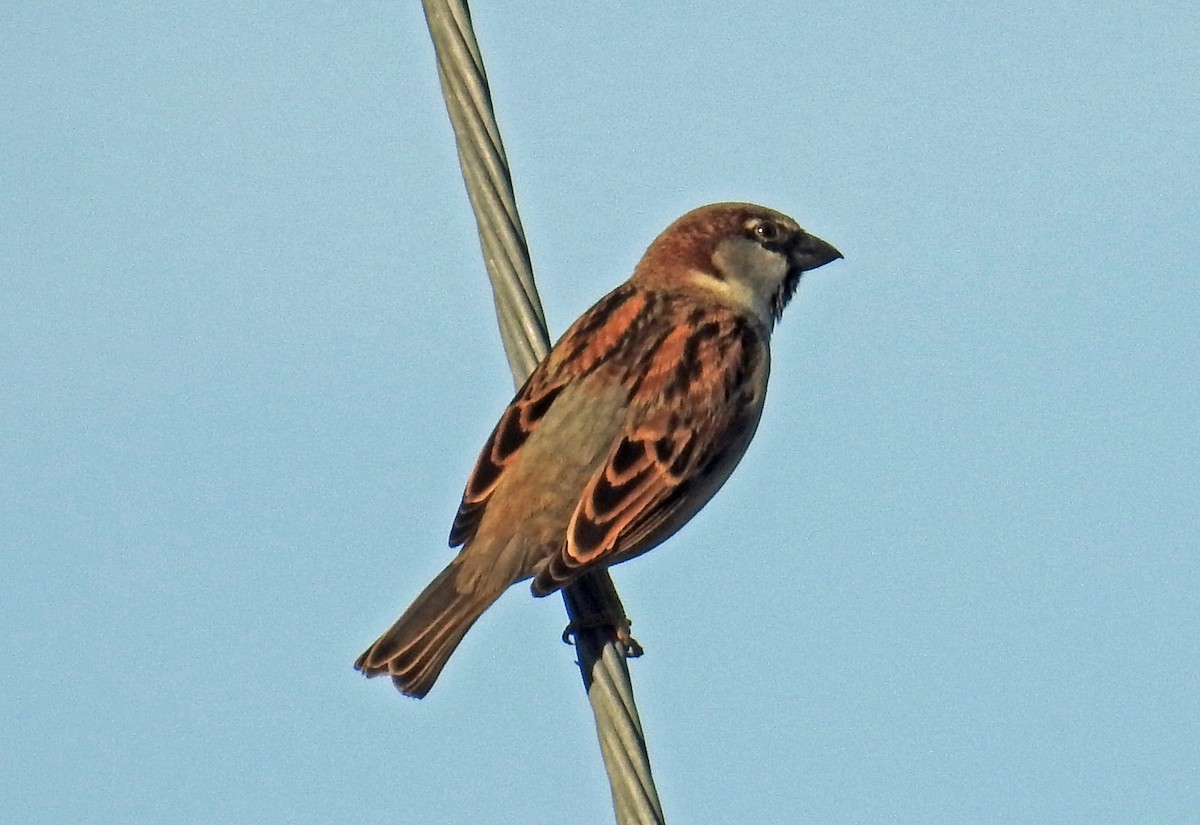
top-left (355, 202), bottom-right (841, 697)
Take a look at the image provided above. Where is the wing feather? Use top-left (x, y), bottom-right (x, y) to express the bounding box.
top-left (448, 381), bottom-right (565, 547)
top-left (448, 283), bottom-right (650, 548)
top-left (532, 312), bottom-right (768, 594)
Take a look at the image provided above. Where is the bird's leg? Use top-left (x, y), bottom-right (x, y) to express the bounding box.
top-left (561, 571), bottom-right (644, 658)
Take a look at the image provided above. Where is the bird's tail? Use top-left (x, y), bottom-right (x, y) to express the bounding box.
top-left (354, 561), bottom-right (500, 698)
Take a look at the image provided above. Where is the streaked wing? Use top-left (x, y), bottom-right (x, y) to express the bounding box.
top-left (447, 377), bottom-right (565, 547)
top-left (532, 310), bottom-right (768, 594)
top-left (448, 282), bottom-right (651, 548)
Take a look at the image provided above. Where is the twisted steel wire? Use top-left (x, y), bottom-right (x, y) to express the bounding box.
top-left (419, 2), bottom-right (666, 822)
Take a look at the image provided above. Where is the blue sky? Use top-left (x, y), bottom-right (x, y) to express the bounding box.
top-left (3, 3), bottom-right (1198, 823)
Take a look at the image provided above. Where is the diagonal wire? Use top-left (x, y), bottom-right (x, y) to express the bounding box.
top-left (419, 2), bottom-right (666, 823)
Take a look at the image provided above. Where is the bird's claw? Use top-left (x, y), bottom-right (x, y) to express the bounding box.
top-left (562, 617), bottom-right (644, 658)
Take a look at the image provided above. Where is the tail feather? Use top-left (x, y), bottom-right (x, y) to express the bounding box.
top-left (355, 562), bottom-right (499, 698)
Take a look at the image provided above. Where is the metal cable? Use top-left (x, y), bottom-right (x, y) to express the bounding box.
top-left (419, 2), bottom-right (666, 822)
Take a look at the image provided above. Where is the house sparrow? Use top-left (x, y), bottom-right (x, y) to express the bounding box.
top-left (355, 202), bottom-right (842, 697)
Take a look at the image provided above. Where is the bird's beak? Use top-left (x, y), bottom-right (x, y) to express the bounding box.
top-left (790, 232), bottom-right (843, 272)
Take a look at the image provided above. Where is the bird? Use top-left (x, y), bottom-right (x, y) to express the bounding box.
top-left (355, 202), bottom-right (842, 697)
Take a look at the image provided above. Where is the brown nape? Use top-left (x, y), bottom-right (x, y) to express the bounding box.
top-left (633, 203), bottom-right (775, 286)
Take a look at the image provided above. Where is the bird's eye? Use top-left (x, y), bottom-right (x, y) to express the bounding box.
top-left (752, 221), bottom-right (781, 242)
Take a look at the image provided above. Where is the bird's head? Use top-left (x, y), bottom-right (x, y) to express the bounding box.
top-left (633, 202), bottom-right (842, 327)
